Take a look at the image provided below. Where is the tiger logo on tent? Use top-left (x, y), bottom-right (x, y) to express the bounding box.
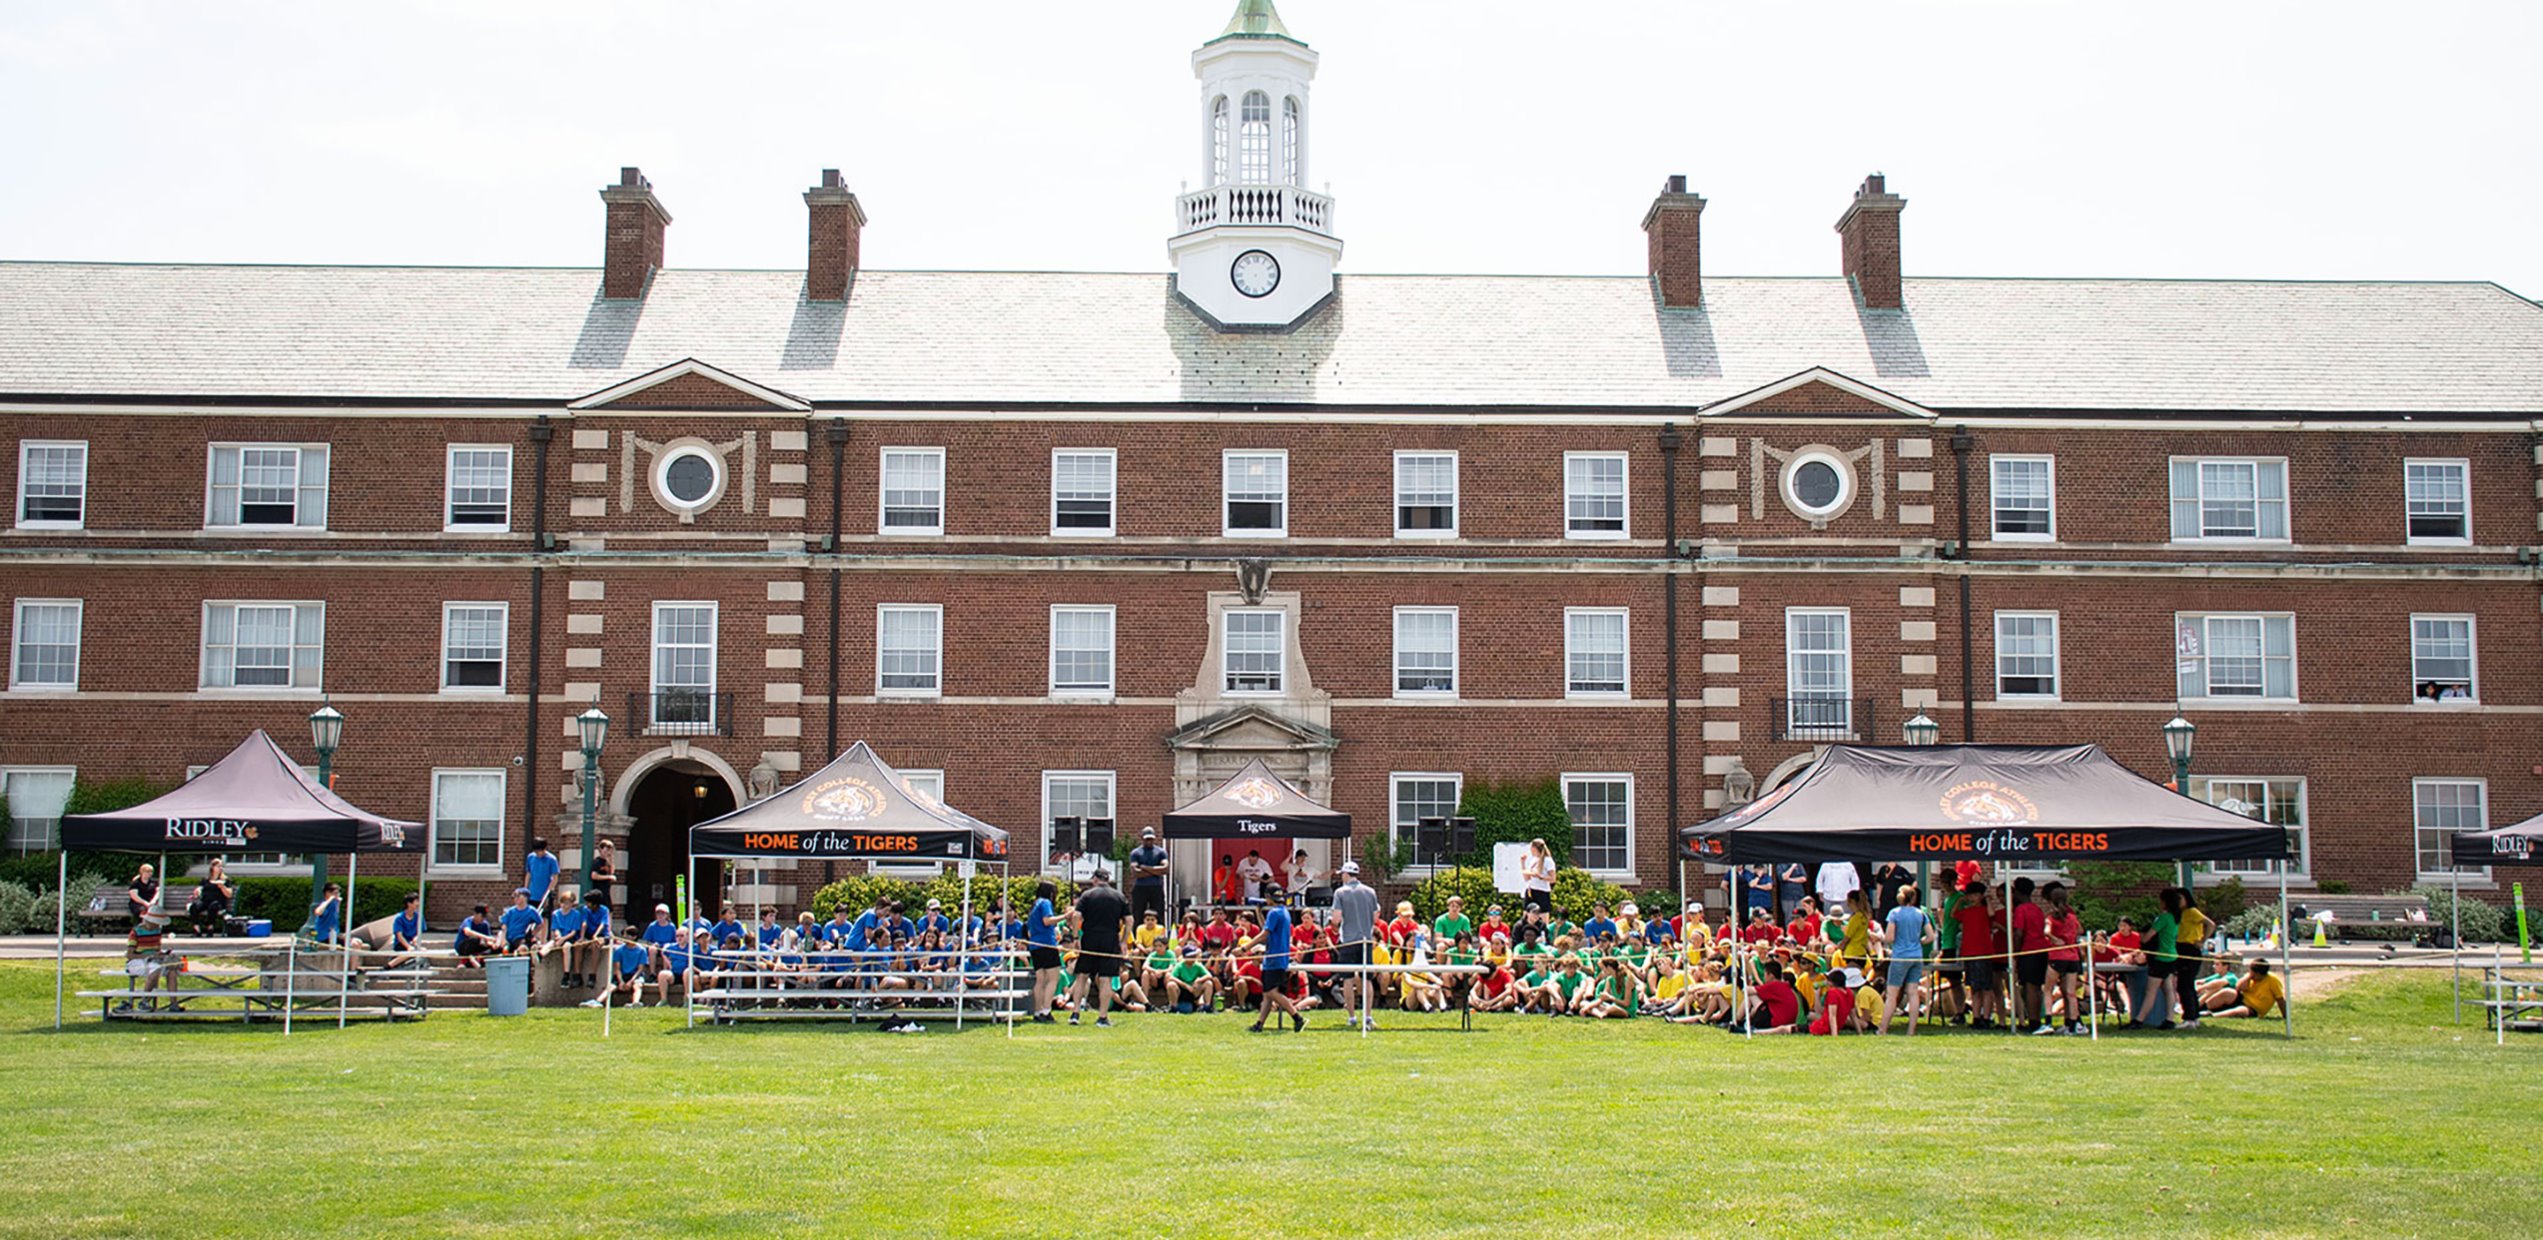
top-left (1227, 775), bottom-right (1286, 811)
top-left (1938, 780), bottom-right (2039, 825)
top-left (802, 776), bottom-right (889, 823)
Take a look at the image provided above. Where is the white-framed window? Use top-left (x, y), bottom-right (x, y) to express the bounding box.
top-left (879, 447), bottom-right (945, 536)
top-left (200, 602), bottom-right (324, 691)
top-left (1785, 608), bottom-right (1854, 734)
top-left (11, 599), bottom-right (81, 690)
top-left (1238, 90), bottom-right (1272, 185)
top-left (15, 440), bottom-right (87, 529)
top-left (1281, 96), bottom-right (1301, 186)
top-left (1393, 607), bottom-right (1458, 697)
top-left (877, 604), bottom-right (943, 697)
top-left (2, 766), bottom-right (73, 854)
top-left (1563, 452), bottom-right (1628, 539)
top-left (1210, 96), bottom-right (1229, 186)
top-left (440, 603), bottom-right (507, 692)
top-left (1049, 605), bottom-right (1115, 698)
top-left (1989, 454), bottom-right (2055, 540)
top-left (2410, 615), bottom-right (2476, 703)
top-left (207, 443), bottom-right (329, 529)
top-left (1993, 611), bottom-right (2059, 699)
top-left (2190, 776), bottom-right (2308, 879)
top-left (1041, 771), bottom-right (1115, 873)
top-left (1223, 450), bottom-right (1288, 537)
top-left (1391, 773), bottom-right (1463, 872)
top-left (444, 445), bottom-right (512, 531)
top-left (2403, 459), bottom-right (2470, 545)
top-left (1564, 607), bottom-right (1629, 697)
top-left (1394, 451), bottom-right (1458, 537)
top-left (2169, 457), bottom-right (2288, 542)
top-left (877, 768), bottom-right (949, 878)
top-left (429, 768), bottom-right (507, 872)
top-left (650, 602), bottom-right (718, 730)
top-left (1223, 609), bottom-right (1284, 695)
top-left (1565, 773), bottom-right (1635, 878)
top-left (2413, 777), bottom-right (2487, 879)
top-left (2175, 613), bottom-right (2296, 701)
top-left (1051, 449), bottom-right (1116, 537)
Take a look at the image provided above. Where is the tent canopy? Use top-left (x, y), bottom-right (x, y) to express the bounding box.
top-left (1680, 743), bottom-right (2289, 865)
top-left (1160, 759), bottom-right (1352, 841)
top-left (59, 729), bottom-right (420, 855)
top-left (688, 742), bottom-right (1009, 861)
top-left (2451, 812), bottom-right (2543, 868)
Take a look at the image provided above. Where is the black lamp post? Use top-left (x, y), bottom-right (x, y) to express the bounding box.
top-left (2163, 714), bottom-right (2197, 890)
top-left (571, 705), bottom-right (610, 895)
top-left (307, 701), bottom-right (344, 904)
top-left (1905, 711), bottom-right (1939, 896)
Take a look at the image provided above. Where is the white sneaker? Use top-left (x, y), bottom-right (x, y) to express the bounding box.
top-left (579, 998), bottom-right (603, 1008)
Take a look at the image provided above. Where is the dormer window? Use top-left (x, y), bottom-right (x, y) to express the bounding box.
top-left (1239, 91), bottom-right (1272, 184)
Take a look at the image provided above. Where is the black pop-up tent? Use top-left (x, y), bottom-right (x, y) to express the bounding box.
top-left (1681, 744), bottom-right (2293, 1037)
top-left (687, 741), bottom-right (1009, 863)
top-left (682, 741), bottom-right (1010, 1031)
top-left (1160, 759), bottom-right (1351, 840)
top-left (2447, 812), bottom-right (2541, 1020)
top-left (52, 729), bottom-right (423, 1030)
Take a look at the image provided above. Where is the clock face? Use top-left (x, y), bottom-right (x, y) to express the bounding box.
top-left (1231, 249), bottom-right (1281, 298)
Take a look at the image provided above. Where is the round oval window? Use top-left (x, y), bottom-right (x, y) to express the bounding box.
top-left (1792, 459), bottom-right (1843, 510)
top-left (662, 450), bottom-right (718, 506)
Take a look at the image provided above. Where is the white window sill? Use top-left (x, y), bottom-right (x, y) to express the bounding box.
top-left (442, 525), bottom-right (515, 536)
top-left (878, 529), bottom-right (947, 539)
top-left (2177, 696), bottom-right (2298, 708)
top-left (1048, 691), bottom-right (1115, 703)
top-left (5, 683), bottom-right (78, 694)
top-left (202, 525), bottom-right (326, 535)
top-left (13, 521), bottom-right (84, 532)
top-left (1564, 530), bottom-right (1629, 541)
top-left (2168, 538), bottom-right (2292, 548)
top-left (1222, 689), bottom-right (1286, 698)
top-left (193, 687), bottom-right (324, 699)
top-left (1393, 531), bottom-right (1459, 541)
top-left (2408, 698), bottom-right (2479, 708)
top-left (2201, 870), bottom-right (2306, 886)
top-left (1222, 529), bottom-right (1289, 539)
top-left (428, 864), bottom-right (507, 880)
top-left (1995, 693), bottom-right (2062, 704)
top-left (1989, 532), bottom-right (2056, 543)
top-left (1048, 529), bottom-right (1116, 539)
top-left (1566, 689), bottom-right (1629, 701)
top-left (2404, 537), bottom-right (2471, 548)
top-left (1392, 690), bottom-right (1459, 702)
top-left (877, 689), bottom-right (943, 700)
top-left (438, 686), bottom-right (509, 697)
top-left (2416, 870), bottom-right (2493, 885)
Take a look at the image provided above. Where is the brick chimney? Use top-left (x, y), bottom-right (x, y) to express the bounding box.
top-left (1641, 174), bottom-right (1707, 309)
top-left (1835, 173), bottom-right (1907, 310)
top-left (598, 167), bottom-right (671, 300)
top-left (804, 169), bottom-right (867, 302)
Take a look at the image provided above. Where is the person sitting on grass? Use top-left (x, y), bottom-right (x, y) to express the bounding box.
top-left (452, 904), bottom-right (501, 968)
top-left (1165, 945), bottom-right (1217, 1013)
top-left (1546, 953), bottom-right (1596, 1016)
top-left (1641, 953), bottom-right (1690, 1016)
top-left (1667, 961), bottom-right (1736, 1025)
top-left (1400, 938), bottom-right (1447, 1014)
top-left (1745, 959), bottom-right (1805, 1034)
top-left (1808, 966), bottom-right (1857, 1036)
top-left (499, 889), bottom-right (543, 954)
top-left (1470, 953), bottom-right (1521, 1013)
top-left (1784, 896), bottom-right (1824, 948)
top-left (1583, 955), bottom-right (1640, 1019)
top-left (1738, 907), bottom-right (1781, 949)
top-left (1139, 939), bottom-right (1177, 1002)
top-left (1227, 938), bottom-right (1265, 1011)
top-left (2208, 959), bottom-right (2285, 1019)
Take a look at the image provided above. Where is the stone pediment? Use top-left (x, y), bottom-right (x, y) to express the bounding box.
top-left (1166, 704), bottom-right (1337, 755)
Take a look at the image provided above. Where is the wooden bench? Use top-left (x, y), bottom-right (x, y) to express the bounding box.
top-left (74, 882), bottom-right (206, 934)
top-left (2291, 893), bottom-right (2437, 942)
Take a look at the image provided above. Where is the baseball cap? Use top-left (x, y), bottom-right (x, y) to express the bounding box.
top-left (926, 898), bottom-right (942, 908)
top-left (1339, 861), bottom-right (1360, 875)
top-left (1619, 901), bottom-right (1639, 916)
top-left (1140, 827), bottom-right (1157, 839)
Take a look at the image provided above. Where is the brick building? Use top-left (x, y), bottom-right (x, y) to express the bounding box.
top-left (4, 1), bottom-right (2541, 921)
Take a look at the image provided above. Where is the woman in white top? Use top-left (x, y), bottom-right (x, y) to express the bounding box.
top-left (1520, 839), bottom-right (1556, 914)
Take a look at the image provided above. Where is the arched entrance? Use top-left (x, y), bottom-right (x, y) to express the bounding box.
top-left (621, 761), bottom-right (737, 923)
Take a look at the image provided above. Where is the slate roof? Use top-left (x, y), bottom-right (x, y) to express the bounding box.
top-left (0, 262), bottom-right (2538, 414)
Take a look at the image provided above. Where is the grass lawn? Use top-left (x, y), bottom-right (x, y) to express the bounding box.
top-left (0, 962), bottom-right (2533, 1238)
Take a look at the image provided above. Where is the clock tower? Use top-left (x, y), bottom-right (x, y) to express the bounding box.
top-left (1170, 0), bottom-right (1342, 330)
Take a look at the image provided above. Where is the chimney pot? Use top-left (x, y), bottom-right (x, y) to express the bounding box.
top-left (804, 170), bottom-right (868, 302)
top-left (1834, 172), bottom-right (1907, 310)
top-left (1641, 175), bottom-right (1707, 309)
top-left (597, 167), bottom-right (671, 300)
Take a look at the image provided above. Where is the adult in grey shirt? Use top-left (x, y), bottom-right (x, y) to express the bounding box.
top-left (1330, 861), bottom-right (1380, 1025)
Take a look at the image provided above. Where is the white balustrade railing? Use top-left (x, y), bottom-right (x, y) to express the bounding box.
top-left (1175, 183), bottom-right (1334, 236)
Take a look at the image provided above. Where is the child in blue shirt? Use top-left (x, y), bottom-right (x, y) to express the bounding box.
top-left (499, 889), bottom-right (543, 950)
top-left (308, 882), bottom-right (343, 945)
top-left (586, 927), bottom-right (656, 1008)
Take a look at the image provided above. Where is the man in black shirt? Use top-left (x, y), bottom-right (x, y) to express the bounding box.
top-left (1067, 869), bottom-right (1132, 1027)
top-left (1126, 828), bottom-right (1170, 926)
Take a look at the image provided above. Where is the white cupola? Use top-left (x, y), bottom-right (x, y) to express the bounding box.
top-left (1170, 0), bottom-right (1342, 330)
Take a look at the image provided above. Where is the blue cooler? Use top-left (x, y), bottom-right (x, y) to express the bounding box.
top-left (245, 919), bottom-right (273, 937)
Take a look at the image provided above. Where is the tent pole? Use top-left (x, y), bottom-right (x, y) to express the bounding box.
top-left (283, 935), bottom-right (296, 1037)
top-left (2003, 875), bottom-right (2016, 1031)
top-left (957, 859), bottom-right (972, 1033)
top-left (53, 851), bottom-right (67, 1031)
top-left (2278, 859), bottom-right (2293, 1040)
top-left (2085, 935), bottom-right (2098, 1042)
top-left (686, 855), bottom-right (698, 1032)
top-left (339, 853), bottom-right (357, 1029)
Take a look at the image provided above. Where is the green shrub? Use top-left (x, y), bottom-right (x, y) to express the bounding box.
top-left (2221, 904), bottom-right (2281, 941)
top-left (1407, 867), bottom-right (1501, 925)
top-left (1455, 777), bottom-right (1570, 870)
top-left (808, 874), bottom-right (920, 922)
top-left (2067, 860), bottom-right (2175, 934)
top-left (64, 774), bottom-right (178, 818)
top-left (811, 872), bottom-right (1071, 926)
top-left (1550, 869), bottom-right (1630, 922)
top-left (2200, 877), bottom-right (2249, 925)
top-left (2409, 884), bottom-right (2505, 944)
top-left (226, 875), bottom-right (417, 929)
top-left (0, 881), bottom-right (40, 935)
top-left (0, 853), bottom-right (128, 889)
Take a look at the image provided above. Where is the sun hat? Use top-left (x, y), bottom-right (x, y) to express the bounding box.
top-left (1619, 901), bottom-right (1639, 916)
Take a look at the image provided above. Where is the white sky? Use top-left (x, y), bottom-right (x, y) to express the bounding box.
top-left (3, 1), bottom-right (2536, 297)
